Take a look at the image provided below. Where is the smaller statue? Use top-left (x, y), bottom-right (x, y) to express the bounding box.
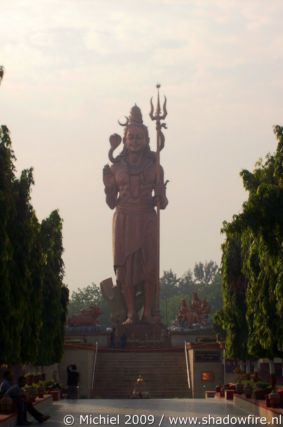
top-left (173, 293), bottom-right (211, 329)
top-left (191, 292), bottom-right (202, 314)
top-left (68, 305), bottom-right (101, 327)
top-left (200, 298), bottom-right (210, 317)
top-left (175, 299), bottom-right (198, 328)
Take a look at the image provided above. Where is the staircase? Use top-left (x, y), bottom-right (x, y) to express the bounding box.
top-left (92, 349), bottom-right (191, 398)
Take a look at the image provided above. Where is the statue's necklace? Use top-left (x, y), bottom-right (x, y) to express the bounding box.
top-left (124, 157), bottom-right (151, 175)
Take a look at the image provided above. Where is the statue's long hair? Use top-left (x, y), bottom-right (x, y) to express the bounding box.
top-left (115, 125), bottom-right (155, 162)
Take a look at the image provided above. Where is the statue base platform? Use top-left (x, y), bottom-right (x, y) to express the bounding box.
top-left (115, 322), bottom-right (170, 348)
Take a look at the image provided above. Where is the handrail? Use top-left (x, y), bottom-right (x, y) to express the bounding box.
top-left (184, 341), bottom-right (191, 390)
top-left (91, 341), bottom-right (98, 396)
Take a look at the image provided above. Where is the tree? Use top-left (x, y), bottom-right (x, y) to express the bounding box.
top-left (9, 168), bottom-right (43, 363)
top-left (194, 261), bottom-right (218, 285)
top-left (214, 229), bottom-right (248, 359)
top-left (216, 125), bottom-right (283, 359)
top-left (160, 269), bottom-right (179, 299)
top-left (0, 69), bottom-right (68, 365)
top-left (178, 270), bottom-right (194, 294)
top-left (36, 211), bottom-right (69, 365)
top-left (0, 125), bottom-right (16, 363)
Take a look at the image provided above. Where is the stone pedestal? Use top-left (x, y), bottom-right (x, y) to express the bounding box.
top-left (115, 322), bottom-right (169, 348)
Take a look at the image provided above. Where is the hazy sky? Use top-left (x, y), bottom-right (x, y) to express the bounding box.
top-left (1, 0), bottom-right (283, 293)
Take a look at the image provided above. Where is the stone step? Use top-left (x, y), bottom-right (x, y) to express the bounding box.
top-left (93, 349), bottom-right (191, 398)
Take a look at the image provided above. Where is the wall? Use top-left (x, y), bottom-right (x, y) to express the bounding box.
top-left (187, 344), bottom-right (224, 398)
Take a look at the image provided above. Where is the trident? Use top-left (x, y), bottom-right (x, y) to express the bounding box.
top-left (0, 66), bottom-right (4, 86)
top-left (149, 84), bottom-right (168, 319)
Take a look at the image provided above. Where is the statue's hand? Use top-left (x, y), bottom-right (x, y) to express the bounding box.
top-left (103, 164), bottom-right (111, 174)
top-left (103, 164), bottom-right (115, 187)
top-left (109, 133), bottom-right (122, 149)
top-left (154, 184), bottom-right (164, 198)
top-left (154, 184), bottom-right (168, 209)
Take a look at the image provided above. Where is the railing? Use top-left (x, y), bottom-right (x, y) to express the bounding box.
top-left (184, 341), bottom-right (191, 390)
top-left (91, 341), bottom-right (98, 397)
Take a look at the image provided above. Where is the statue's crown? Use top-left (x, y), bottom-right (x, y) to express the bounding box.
top-left (128, 104), bottom-right (143, 126)
top-left (119, 104), bottom-right (145, 129)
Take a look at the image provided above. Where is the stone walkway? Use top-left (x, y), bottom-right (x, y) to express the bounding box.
top-left (44, 399), bottom-right (257, 427)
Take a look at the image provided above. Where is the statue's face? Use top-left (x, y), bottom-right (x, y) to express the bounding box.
top-left (125, 125), bottom-right (148, 153)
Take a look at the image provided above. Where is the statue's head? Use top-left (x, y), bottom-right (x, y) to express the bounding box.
top-left (108, 105), bottom-right (151, 164)
top-left (121, 105), bottom-right (150, 153)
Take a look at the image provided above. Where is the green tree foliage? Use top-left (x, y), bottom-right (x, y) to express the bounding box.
top-left (9, 169), bottom-right (44, 363)
top-left (159, 262), bottom-right (222, 326)
top-left (36, 211), bottom-right (69, 365)
top-left (214, 230), bottom-right (248, 359)
top-left (217, 125), bottom-right (283, 359)
top-left (160, 269), bottom-right (180, 299)
top-left (0, 124), bottom-right (69, 365)
top-left (194, 261), bottom-right (219, 285)
top-left (0, 125), bottom-right (16, 362)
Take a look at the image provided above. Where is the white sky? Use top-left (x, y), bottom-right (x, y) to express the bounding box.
top-left (1, 0), bottom-right (283, 292)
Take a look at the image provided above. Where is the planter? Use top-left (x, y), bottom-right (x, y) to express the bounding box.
top-left (235, 383), bottom-right (244, 394)
top-left (277, 390), bottom-right (283, 407)
top-left (225, 390), bottom-right (234, 400)
top-left (37, 385), bottom-right (45, 398)
top-left (244, 385), bottom-right (253, 399)
top-left (25, 375), bottom-right (33, 385)
top-left (254, 387), bottom-right (272, 400)
top-left (48, 390), bottom-right (60, 401)
top-left (269, 391), bottom-right (280, 408)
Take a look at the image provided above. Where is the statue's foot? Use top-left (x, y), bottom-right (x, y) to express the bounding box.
top-left (122, 317), bottom-right (134, 325)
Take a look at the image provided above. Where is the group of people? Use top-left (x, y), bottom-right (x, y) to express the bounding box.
top-left (0, 366), bottom-right (80, 425)
top-left (0, 371), bottom-right (50, 425)
top-left (110, 328), bottom-right (127, 349)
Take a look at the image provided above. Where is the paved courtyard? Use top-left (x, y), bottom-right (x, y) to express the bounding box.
top-left (44, 399), bottom-right (257, 427)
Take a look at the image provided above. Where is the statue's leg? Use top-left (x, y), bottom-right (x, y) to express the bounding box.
top-left (122, 287), bottom-right (135, 325)
top-left (143, 278), bottom-right (155, 323)
top-left (117, 263), bottom-right (135, 325)
top-left (142, 213), bottom-right (158, 323)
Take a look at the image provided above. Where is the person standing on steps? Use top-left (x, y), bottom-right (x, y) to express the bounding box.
top-left (67, 364), bottom-right (79, 399)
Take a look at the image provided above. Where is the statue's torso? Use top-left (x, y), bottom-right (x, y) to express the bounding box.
top-left (112, 156), bottom-right (156, 209)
